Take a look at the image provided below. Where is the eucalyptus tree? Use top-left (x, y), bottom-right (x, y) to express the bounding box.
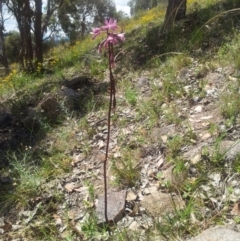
top-left (0, 1), bottom-right (9, 74)
top-left (128, 0), bottom-right (162, 15)
top-left (5, 0), bottom-right (63, 71)
top-left (163, 0), bottom-right (187, 29)
top-left (58, 0), bottom-right (116, 43)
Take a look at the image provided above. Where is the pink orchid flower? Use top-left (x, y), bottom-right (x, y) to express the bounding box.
top-left (101, 18), bottom-right (118, 31)
top-left (92, 18), bottom-right (125, 68)
top-left (90, 27), bottom-right (101, 39)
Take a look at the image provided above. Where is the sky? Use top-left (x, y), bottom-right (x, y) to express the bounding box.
top-left (115, 0), bottom-right (131, 16)
top-left (4, 1), bottom-right (130, 32)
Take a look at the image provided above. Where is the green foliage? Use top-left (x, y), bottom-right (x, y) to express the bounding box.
top-left (5, 31), bottom-right (21, 63)
top-left (125, 87), bottom-right (138, 106)
top-left (58, 0), bottom-right (117, 43)
top-left (1, 150), bottom-right (70, 209)
top-left (112, 150), bottom-right (140, 187)
top-left (156, 201), bottom-right (198, 239)
top-left (128, 0), bottom-right (165, 16)
top-left (220, 82), bottom-right (240, 122)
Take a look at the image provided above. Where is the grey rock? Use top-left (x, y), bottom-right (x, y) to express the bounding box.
top-left (136, 77), bottom-right (149, 89)
top-left (224, 140), bottom-right (240, 161)
top-left (177, 67), bottom-right (190, 79)
top-left (37, 96), bottom-right (60, 116)
top-left (223, 66), bottom-right (235, 76)
top-left (64, 76), bottom-right (92, 89)
top-left (26, 96), bottom-right (60, 120)
top-left (188, 226), bottom-right (240, 241)
top-left (95, 190), bottom-right (126, 225)
top-left (141, 191), bottom-right (185, 216)
top-left (205, 73), bottom-right (226, 86)
top-left (61, 87), bottom-right (80, 99)
top-left (23, 96), bottom-right (60, 128)
top-left (60, 87), bottom-right (81, 109)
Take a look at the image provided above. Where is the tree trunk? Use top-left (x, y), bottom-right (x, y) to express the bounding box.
top-left (0, 3), bottom-right (9, 75)
top-left (23, 0), bottom-right (33, 71)
top-left (163, 0), bottom-right (187, 30)
top-left (0, 29), bottom-right (9, 75)
top-left (34, 0), bottom-right (43, 67)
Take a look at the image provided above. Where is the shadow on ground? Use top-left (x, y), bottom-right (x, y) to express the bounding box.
top-left (0, 76), bottom-right (109, 168)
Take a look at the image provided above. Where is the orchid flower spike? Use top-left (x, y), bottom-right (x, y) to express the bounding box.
top-left (91, 18), bottom-right (125, 68)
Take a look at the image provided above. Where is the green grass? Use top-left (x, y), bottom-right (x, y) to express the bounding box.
top-left (0, 150), bottom-right (70, 211)
top-left (111, 149), bottom-right (141, 187)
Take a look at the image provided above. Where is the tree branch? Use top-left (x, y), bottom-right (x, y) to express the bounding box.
top-left (42, 0), bottom-right (64, 36)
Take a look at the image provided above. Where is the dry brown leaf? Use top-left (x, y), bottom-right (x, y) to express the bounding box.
top-left (231, 202), bottom-right (240, 216)
top-left (161, 135), bottom-right (168, 143)
top-left (72, 153), bottom-right (85, 166)
top-left (53, 214), bottom-right (63, 226)
top-left (73, 186), bottom-right (88, 195)
top-left (200, 133), bottom-right (211, 140)
top-left (98, 140), bottom-right (105, 149)
top-left (64, 182), bottom-right (75, 192)
top-left (156, 155), bottom-right (164, 169)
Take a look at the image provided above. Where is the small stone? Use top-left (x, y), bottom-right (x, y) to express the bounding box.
top-left (143, 188), bottom-right (150, 195)
top-left (128, 220), bottom-right (139, 231)
top-left (136, 77), bottom-right (149, 89)
top-left (191, 154), bottom-right (201, 165)
top-left (126, 191), bottom-right (137, 202)
top-left (0, 217), bottom-right (4, 226)
top-left (11, 224), bottom-right (22, 231)
top-left (161, 135), bottom-right (168, 143)
top-left (96, 190), bottom-right (126, 225)
top-left (178, 67), bottom-right (189, 79)
top-left (234, 189), bottom-right (240, 196)
top-left (194, 105), bottom-right (203, 113)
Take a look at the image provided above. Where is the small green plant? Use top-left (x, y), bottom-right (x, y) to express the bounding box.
top-left (125, 87), bottom-right (138, 106)
top-left (206, 136), bottom-right (225, 167)
top-left (80, 213), bottom-right (109, 240)
top-left (207, 123), bottom-right (221, 137)
top-left (167, 134), bottom-right (184, 157)
top-left (220, 83), bottom-right (240, 121)
top-left (6, 152), bottom-right (44, 207)
top-left (234, 216), bottom-right (240, 224)
top-left (112, 152), bottom-right (140, 187)
top-left (156, 201), bottom-right (198, 240)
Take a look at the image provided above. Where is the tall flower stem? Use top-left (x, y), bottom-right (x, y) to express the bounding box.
top-left (103, 42), bottom-right (115, 224)
top-left (90, 18), bottom-right (125, 226)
